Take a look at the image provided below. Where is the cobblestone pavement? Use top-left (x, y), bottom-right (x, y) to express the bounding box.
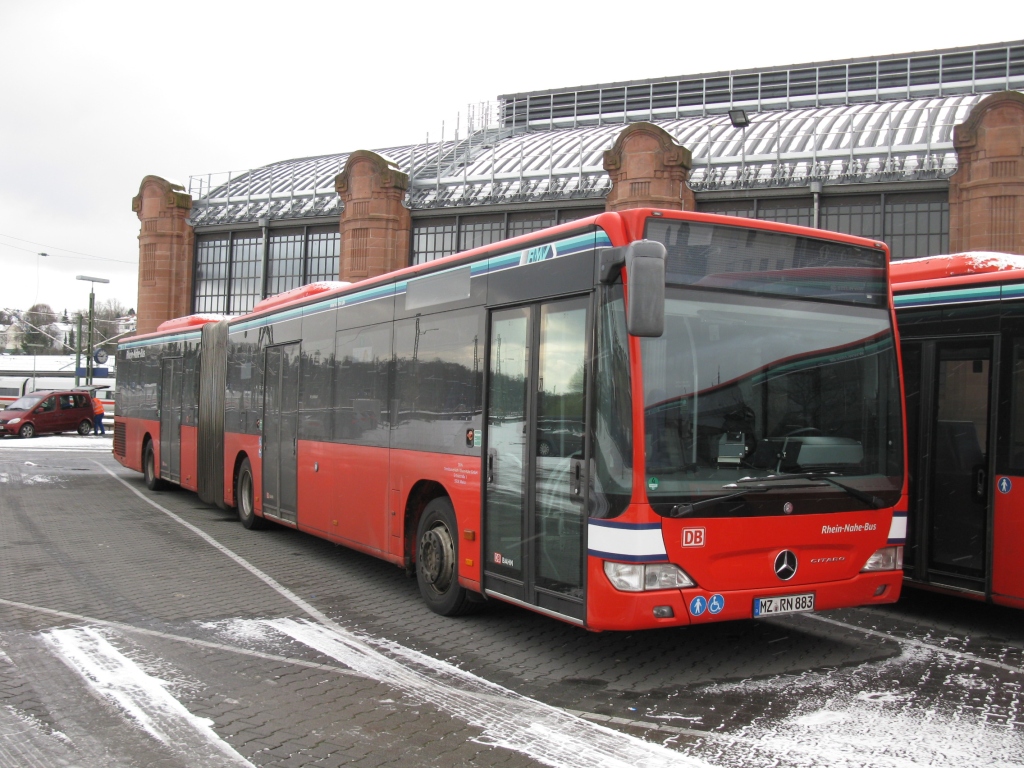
top-left (0, 439), bottom-right (1021, 767)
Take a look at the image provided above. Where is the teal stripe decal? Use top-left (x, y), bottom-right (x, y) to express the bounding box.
top-left (231, 229), bottom-right (612, 331)
top-left (1002, 283), bottom-right (1024, 301)
top-left (895, 285), bottom-right (1002, 308)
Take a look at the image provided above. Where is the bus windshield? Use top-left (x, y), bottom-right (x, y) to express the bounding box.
top-left (641, 222), bottom-right (902, 515)
top-left (646, 217), bottom-right (887, 307)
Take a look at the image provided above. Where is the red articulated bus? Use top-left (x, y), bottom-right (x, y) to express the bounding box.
top-left (115, 210), bottom-right (908, 630)
top-left (892, 252), bottom-right (1024, 610)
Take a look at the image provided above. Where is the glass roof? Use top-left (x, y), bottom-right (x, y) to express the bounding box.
top-left (498, 41), bottom-right (1023, 128)
top-left (188, 95), bottom-right (981, 227)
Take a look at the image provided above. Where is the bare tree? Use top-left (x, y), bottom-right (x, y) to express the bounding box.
top-left (94, 298), bottom-right (129, 353)
top-left (21, 303), bottom-right (61, 353)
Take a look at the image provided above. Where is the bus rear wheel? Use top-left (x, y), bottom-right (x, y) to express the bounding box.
top-left (236, 458), bottom-right (264, 530)
top-left (416, 497), bottom-right (477, 616)
top-left (143, 442), bottom-right (165, 491)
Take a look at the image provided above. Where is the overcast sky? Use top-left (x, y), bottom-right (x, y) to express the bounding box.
top-left (0, 0), bottom-right (1016, 317)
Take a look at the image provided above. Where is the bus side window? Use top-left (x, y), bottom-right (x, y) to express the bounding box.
top-left (1010, 340), bottom-right (1024, 471)
top-left (392, 308), bottom-right (483, 454)
top-left (334, 323), bottom-right (392, 446)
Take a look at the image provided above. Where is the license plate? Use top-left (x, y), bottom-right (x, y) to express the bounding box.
top-left (753, 593), bottom-right (815, 617)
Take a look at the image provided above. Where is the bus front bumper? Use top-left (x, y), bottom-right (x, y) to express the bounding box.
top-left (586, 561), bottom-right (902, 631)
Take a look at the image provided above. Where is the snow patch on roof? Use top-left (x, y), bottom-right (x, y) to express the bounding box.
top-left (897, 252), bottom-right (1024, 272)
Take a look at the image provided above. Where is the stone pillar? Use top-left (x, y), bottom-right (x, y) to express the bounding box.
top-left (335, 151), bottom-right (412, 281)
top-left (131, 176), bottom-right (194, 335)
top-left (950, 91), bottom-right (1024, 255)
top-left (603, 122), bottom-right (694, 212)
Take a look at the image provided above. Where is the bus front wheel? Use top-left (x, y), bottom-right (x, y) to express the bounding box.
top-left (236, 458), bottom-right (265, 530)
top-left (416, 497), bottom-right (476, 616)
top-left (144, 442), bottom-right (165, 491)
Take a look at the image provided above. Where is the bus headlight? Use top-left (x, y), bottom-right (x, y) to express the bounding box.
top-left (604, 562), bottom-right (696, 592)
top-left (861, 546), bottom-right (903, 572)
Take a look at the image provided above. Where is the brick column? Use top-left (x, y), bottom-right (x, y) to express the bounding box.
top-left (131, 176), bottom-right (194, 335)
top-left (950, 91), bottom-right (1024, 255)
top-left (334, 151), bottom-right (412, 281)
top-left (603, 122), bottom-right (694, 212)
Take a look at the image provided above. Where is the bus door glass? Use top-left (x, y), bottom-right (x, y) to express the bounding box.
top-left (900, 342), bottom-right (923, 572)
top-left (483, 296), bottom-right (589, 621)
top-left (926, 341), bottom-right (993, 585)
top-left (993, 336), bottom-right (1024, 602)
top-left (263, 342), bottom-right (300, 524)
top-left (159, 357), bottom-right (183, 483)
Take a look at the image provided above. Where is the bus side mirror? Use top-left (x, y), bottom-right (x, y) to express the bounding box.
top-left (624, 240), bottom-right (666, 337)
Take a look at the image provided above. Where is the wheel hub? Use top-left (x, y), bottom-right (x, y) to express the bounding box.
top-left (420, 526), bottom-right (454, 590)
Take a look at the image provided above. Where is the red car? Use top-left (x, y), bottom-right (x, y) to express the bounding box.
top-left (0, 390), bottom-right (96, 439)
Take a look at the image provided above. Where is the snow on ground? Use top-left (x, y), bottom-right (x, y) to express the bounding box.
top-left (237, 617), bottom-right (710, 768)
top-left (675, 641), bottom-right (1024, 768)
top-left (0, 434), bottom-right (112, 451)
top-left (214, 615), bottom-right (1023, 768)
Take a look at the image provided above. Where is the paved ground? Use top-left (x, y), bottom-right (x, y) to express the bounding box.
top-left (0, 435), bottom-right (1021, 767)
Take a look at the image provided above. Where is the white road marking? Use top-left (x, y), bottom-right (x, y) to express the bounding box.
top-left (95, 460), bottom-right (709, 768)
top-left (42, 626), bottom-right (255, 767)
top-left (94, 461), bottom-right (336, 625)
top-left (0, 596), bottom-right (366, 680)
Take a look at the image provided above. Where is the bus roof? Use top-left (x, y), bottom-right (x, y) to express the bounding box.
top-left (250, 282), bottom-right (351, 314)
top-left (156, 314), bottom-right (230, 332)
top-left (891, 252), bottom-right (1024, 292)
top-left (121, 208), bottom-right (894, 346)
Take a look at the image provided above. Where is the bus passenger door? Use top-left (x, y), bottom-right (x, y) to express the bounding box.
top-left (993, 334), bottom-right (1024, 604)
top-left (263, 343), bottom-right (300, 524)
top-left (483, 296), bottom-right (590, 623)
top-left (905, 339), bottom-right (994, 592)
top-left (159, 357), bottom-right (183, 483)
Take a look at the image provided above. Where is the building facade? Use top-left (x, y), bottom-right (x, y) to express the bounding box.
top-left (133, 41), bottom-right (1024, 334)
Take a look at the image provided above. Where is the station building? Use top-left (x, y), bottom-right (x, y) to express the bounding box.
top-left (132, 40), bottom-right (1024, 334)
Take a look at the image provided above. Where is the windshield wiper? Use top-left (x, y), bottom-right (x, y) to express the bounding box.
top-left (668, 487), bottom-right (768, 518)
top-left (736, 472), bottom-right (887, 509)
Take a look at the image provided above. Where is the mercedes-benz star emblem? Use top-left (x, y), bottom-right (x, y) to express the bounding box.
top-left (774, 550), bottom-right (798, 581)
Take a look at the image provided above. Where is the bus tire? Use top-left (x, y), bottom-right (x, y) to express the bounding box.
top-left (416, 497), bottom-right (477, 616)
top-left (143, 442), bottom-right (165, 491)
top-left (236, 458), bottom-right (264, 530)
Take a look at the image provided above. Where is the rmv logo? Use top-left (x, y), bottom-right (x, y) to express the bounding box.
top-left (682, 528), bottom-right (706, 547)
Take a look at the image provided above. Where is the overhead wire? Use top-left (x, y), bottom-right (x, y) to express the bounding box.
top-left (0, 233), bottom-right (136, 265)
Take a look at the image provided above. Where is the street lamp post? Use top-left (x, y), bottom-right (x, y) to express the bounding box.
top-left (76, 275), bottom-right (109, 385)
top-left (74, 313), bottom-right (83, 387)
top-left (27, 342), bottom-right (46, 390)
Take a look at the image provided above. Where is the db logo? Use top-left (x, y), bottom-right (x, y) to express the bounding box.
top-left (682, 528), bottom-right (706, 547)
